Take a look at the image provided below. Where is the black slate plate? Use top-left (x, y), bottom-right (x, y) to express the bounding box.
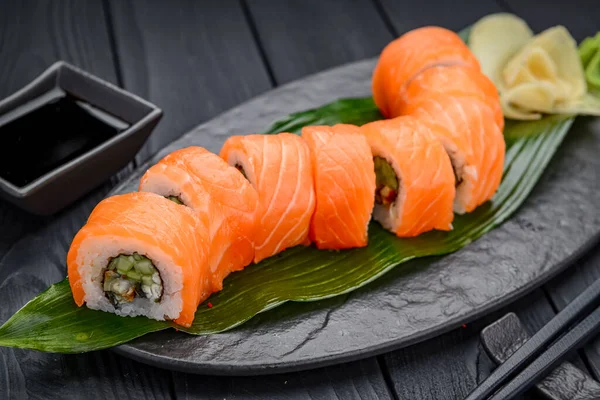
top-left (111, 59), bottom-right (600, 375)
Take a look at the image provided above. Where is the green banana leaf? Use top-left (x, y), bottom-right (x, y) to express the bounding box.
top-left (0, 25), bottom-right (579, 354)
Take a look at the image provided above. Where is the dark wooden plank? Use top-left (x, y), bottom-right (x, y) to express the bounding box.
top-left (245, 0), bottom-right (394, 84)
top-left (172, 357), bottom-right (391, 400)
top-left (500, 0), bottom-right (600, 41)
top-left (0, 0), bottom-right (122, 258)
top-left (0, 0), bottom-right (119, 97)
top-left (0, 170), bottom-right (177, 400)
top-left (0, 0), bottom-right (131, 258)
top-left (544, 241), bottom-right (600, 379)
top-left (378, 0), bottom-right (504, 34)
top-left (0, 165), bottom-right (132, 259)
top-left (382, 289), bottom-right (587, 399)
top-left (107, 0), bottom-right (273, 163)
top-left (537, 116), bottom-right (600, 378)
top-left (0, 204), bottom-right (43, 260)
top-left (0, 2), bottom-right (173, 399)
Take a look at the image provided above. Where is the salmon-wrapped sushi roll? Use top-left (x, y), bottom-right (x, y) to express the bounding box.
top-left (408, 95), bottom-right (506, 214)
top-left (361, 116), bottom-right (456, 237)
top-left (372, 26), bottom-right (480, 118)
top-left (139, 146), bottom-right (259, 292)
top-left (67, 192), bottom-right (210, 328)
top-left (301, 124), bottom-right (375, 249)
top-left (220, 133), bottom-right (315, 263)
top-left (396, 65), bottom-right (504, 131)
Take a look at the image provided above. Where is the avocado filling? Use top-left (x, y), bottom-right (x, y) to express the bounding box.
top-left (166, 195), bottom-right (184, 205)
top-left (235, 163), bottom-right (248, 180)
top-left (103, 253), bottom-right (163, 307)
top-left (374, 156), bottom-right (399, 206)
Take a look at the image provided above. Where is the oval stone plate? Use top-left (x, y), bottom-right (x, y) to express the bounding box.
top-left (112, 59), bottom-right (600, 375)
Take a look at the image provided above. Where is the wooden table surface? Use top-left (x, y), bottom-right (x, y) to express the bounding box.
top-left (1, 1), bottom-right (599, 399)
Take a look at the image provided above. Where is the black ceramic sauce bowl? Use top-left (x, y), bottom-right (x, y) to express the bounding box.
top-left (0, 61), bottom-right (162, 215)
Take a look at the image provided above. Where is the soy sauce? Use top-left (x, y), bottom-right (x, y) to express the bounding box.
top-left (0, 90), bottom-right (129, 187)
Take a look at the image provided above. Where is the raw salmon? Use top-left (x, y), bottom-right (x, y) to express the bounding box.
top-left (372, 26), bottom-right (481, 118)
top-left (408, 95), bottom-right (506, 213)
top-left (139, 146), bottom-right (259, 292)
top-left (67, 192), bottom-right (210, 327)
top-left (220, 133), bottom-right (315, 263)
top-left (301, 124), bottom-right (376, 249)
top-left (395, 64), bottom-right (504, 131)
top-left (360, 116), bottom-right (456, 237)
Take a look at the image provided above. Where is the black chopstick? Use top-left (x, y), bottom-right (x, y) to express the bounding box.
top-left (464, 276), bottom-right (600, 400)
top-left (488, 304), bottom-right (600, 400)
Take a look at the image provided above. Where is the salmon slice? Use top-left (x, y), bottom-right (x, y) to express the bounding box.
top-left (67, 192), bottom-right (211, 327)
top-left (395, 64), bottom-right (504, 131)
top-left (408, 95), bottom-right (506, 214)
top-left (372, 26), bottom-right (481, 118)
top-left (220, 133), bottom-right (315, 263)
top-left (301, 124), bottom-right (376, 249)
top-left (360, 116), bottom-right (455, 237)
top-left (139, 146), bottom-right (259, 292)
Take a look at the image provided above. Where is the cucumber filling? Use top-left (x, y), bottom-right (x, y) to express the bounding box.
top-left (374, 156), bottom-right (399, 206)
top-left (103, 253), bottom-right (163, 307)
top-left (235, 163), bottom-right (248, 180)
top-left (166, 195), bottom-right (184, 205)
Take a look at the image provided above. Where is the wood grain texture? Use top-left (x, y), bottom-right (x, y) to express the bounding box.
top-left (0, 203), bottom-right (44, 260)
top-left (500, 0), bottom-right (600, 41)
top-left (172, 358), bottom-right (391, 399)
top-left (245, 0), bottom-right (394, 84)
top-left (540, 117), bottom-right (600, 380)
top-left (0, 0), bottom-right (119, 97)
top-left (382, 289), bottom-right (587, 400)
top-left (544, 243), bottom-right (600, 379)
top-left (107, 0), bottom-right (273, 163)
top-left (0, 0), bottom-right (121, 259)
top-left (0, 168), bottom-right (178, 400)
top-left (378, 0), bottom-right (504, 34)
top-left (0, 2), bottom-right (167, 399)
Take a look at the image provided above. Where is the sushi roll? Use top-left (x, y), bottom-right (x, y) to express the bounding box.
top-left (361, 116), bottom-right (456, 237)
top-left (138, 162), bottom-right (211, 211)
top-left (139, 146), bottom-right (259, 292)
top-left (372, 26), bottom-right (481, 118)
top-left (220, 133), bottom-right (315, 263)
top-left (301, 124), bottom-right (376, 249)
top-left (67, 192), bottom-right (210, 327)
top-left (408, 95), bottom-right (506, 214)
top-left (395, 64), bottom-right (504, 131)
